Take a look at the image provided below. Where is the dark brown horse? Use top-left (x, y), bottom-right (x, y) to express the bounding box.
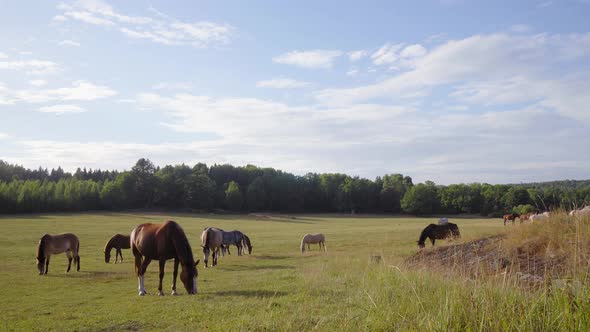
top-left (36, 233), bottom-right (80, 275)
top-left (417, 223), bottom-right (460, 248)
top-left (503, 213), bottom-right (520, 226)
top-left (104, 234), bottom-right (131, 263)
top-left (130, 220), bottom-right (199, 296)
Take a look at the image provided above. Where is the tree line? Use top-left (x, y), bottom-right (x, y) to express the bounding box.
top-left (0, 159), bottom-right (589, 215)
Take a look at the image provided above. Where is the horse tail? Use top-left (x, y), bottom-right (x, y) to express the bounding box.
top-left (300, 237), bottom-right (306, 253)
top-left (75, 236), bottom-right (80, 271)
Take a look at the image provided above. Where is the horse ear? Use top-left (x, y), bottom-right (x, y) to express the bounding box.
top-left (195, 259), bottom-right (200, 267)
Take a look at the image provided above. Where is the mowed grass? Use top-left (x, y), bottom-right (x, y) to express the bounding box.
top-left (0, 213), bottom-right (588, 331)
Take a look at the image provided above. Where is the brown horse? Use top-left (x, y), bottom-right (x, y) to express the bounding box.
top-left (36, 233), bottom-right (80, 275)
top-left (417, 223), bottom-right (460, 248)
top-left (104, 234), bottom-right (131, 263)
top-left (503, 213), bottom-right (520, 226)
top-left (519, 213), bottom-right (532, 223)
top-left (130, 220), bottom-right (199, 296)
top-left (201, 227), bottom-right (223, 267)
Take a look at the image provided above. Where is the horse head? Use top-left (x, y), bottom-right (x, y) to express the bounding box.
top-left (180, 259), bottom-right (199, 294)
top-left (104, 250), bottom-right (111, 263)
top-left (417, 241), bottom-right (425, 249)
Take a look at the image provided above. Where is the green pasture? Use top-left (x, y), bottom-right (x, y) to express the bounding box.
top-left (0, 213), bottom-right (587, 331)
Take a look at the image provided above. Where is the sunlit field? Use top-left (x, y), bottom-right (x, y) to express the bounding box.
top-left (1, 213), bottom-right (588, 331)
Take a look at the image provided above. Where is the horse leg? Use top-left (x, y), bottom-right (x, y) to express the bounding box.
top-left (76, 254), bottom-right (80, 271)
top-left (137, 258), bottom-right (151, 296)
top-left (118, 249), bottom-right (123, 263)
top-left (158, 260), bottom-right (166, 296)
top-left (237, 243), bottom-right (242, 256)
top-left (44, 256), bottom-right (50, 275)
top-left (213, 250), bottom-right (218, 267)
top-left (431, 238), bottom-right (435, 246)
top-left (66, 250), bottom-right (73, 272)
top-left (171, 258), bottom-right (179, 295)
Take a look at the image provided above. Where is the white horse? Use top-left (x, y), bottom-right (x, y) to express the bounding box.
top-left (530, 212), bottom-right (550, 222)
top-left (570, 206), bottom-right (590, 217)
top-left (300, 234), bottom-right (327, 253)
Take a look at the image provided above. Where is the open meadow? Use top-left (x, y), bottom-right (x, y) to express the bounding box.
top-left (1, 212), bottom-right (589, 331)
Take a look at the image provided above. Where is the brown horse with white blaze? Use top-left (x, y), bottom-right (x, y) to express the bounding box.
top-left (36, 233), bottom-right (80, 275)
top-left (104, 234), bottom-right (130, 263)
top-left (130, 220), bottom-right (199, 296)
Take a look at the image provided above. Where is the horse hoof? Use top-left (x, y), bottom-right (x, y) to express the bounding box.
top-left (171, 290), bottom-right (178, 296)
top-left (158, 291), bottom-right (164, 296)
top-left (139, 292), bottom-right (146, 296)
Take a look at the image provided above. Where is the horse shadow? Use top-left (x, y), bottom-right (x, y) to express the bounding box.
top-left (211, 290), bottom-right (288, 298)
top-left (217, 264), bottom-right (294, 272)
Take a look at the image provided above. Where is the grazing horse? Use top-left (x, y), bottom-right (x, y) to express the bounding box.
top-left (36, 233), bottom-right (80, 275)
top-left (530, 212), bottom-right (550, 222)
top-left (300, 233), bottom-right (327, 253)
top-left (417, 223), bottom-right (460, 249)
top-left (130, 220), bottom-right (199, 296)
top-left (570, 206), bottom-right (590, 217)
top-left (219, 230), bottom-right (245, 256)
top-left (201, 227), bottom-right (223, 267)
top-left (503, 213), bottom-right (520, 226)
top-left (242, 234), bottom-right (253, 255)
top-left (104, 234), bottom-right (131, 263)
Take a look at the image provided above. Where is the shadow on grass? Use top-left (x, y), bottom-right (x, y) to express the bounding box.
top-left (211, 290), bottom-right (288, 298)
top-left (217, 264), bottom-right (294, 272)
top-left (42, 270), bottom-right (130, 278)
top-left (254, 255), bottom-right (291, 260)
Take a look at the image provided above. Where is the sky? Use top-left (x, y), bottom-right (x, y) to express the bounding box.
top-left (0, 0), bottom-right (589, 185)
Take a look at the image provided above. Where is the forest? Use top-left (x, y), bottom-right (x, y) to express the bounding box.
top-left (1, 159), bottom-right (589, 215)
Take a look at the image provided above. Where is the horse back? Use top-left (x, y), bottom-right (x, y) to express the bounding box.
top-left (42, 233), bottom-right (79, 255)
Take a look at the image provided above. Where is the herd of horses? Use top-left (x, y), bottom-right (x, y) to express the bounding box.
top-left (41, 208), bottom-right (590, 294)
top-left (502, 206), bottom-right (590, 226)
top-left (35, 220), bottom-right (332, 296)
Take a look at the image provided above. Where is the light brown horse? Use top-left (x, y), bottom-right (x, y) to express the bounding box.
top-left (36, 233), bottom-right (80, 275)
top-left (201, 227), bottom-right (223, 267)
top-left (300, 233), bottom-right (327, 253)
top-left (503, 213), bottom-right (520, 226)
top-left (104, 234), bottom-right (131, 263)
top-left (130, 220), bottom-right (199, 296)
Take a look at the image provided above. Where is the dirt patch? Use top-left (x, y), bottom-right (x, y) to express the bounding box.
top-left (405, 235), bottom-right (568, 285)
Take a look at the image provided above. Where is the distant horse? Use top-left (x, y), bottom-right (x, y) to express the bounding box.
top-left (530, 212), bottom-right (550, 222)
top-left (570, 206), bottom-right (590, 217)
top-left (36, 233), bottom-right (80, 275)
top-left (300, 234), bottom-right (327, 253)
top-left (242, 234), bottom-right (253, 255)
top-left (130, 220), bottom-right (199, 296)
top-left (201, 227), bottom-right (223, 267)
top-left (219, 230), bottom-right (245, 256)
top-left (503, 213), bottom-right (520, 226)
top-left (104, 234), bottom-right (130, 263)
top-left (417, 223), bottom-right (460, 249)
top-left (519, 213), bottom-right (531, 222)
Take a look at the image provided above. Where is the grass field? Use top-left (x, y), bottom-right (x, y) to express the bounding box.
top-left (1, 212), bottom-right (588, 331)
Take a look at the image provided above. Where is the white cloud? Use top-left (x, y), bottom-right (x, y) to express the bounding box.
top-left (38, 104), bottom-right (87, 115)
top-left (0, 52), bottom-right (7, 59)
top-left (348, 50), bottom-right (368, 61)
top-left (29, 80), bottom-right (48, 87)
top-left (59, 40), bottom-right (81, 47)
top-left (0, 132), bottom-right (7, 139)
top-left (0, 59), bottom-right (60, 75)
top-left (55, 0), bottom-right (234, 47)
top-left (371, 42), bottom-right (404, 65)
top-left (256, 78), bottom-right (310, 89)
top-left (0, 80), bottom-right (117, 104)
top-left (400, 44), bottom-right (427, 58)
top-left (273, 50), bottom-right (342, 69)
top-left (152, 82), bottom-right (193, 90)
top-left (317, 32), bottom-right (590, 124)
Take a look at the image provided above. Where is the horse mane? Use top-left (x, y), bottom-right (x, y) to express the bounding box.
top-left (168, 221), bottom-right (195, 266)
top-left (104, 235), bottom-right (116, 253)
top-left (37, 234), bottom-right (49, 260)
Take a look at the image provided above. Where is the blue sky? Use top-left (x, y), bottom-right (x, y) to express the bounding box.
top-left (1, 0), bottom-right (589, 184)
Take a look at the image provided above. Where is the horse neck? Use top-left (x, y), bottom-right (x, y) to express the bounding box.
top-left (418, 228), bottom-right (429, 245)
top-left (104, 236), bottom-right (115, 252)
top-left (37, 235), bottom-right (48, 260)
top-left (169, 225), bottom-right (195, 267)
